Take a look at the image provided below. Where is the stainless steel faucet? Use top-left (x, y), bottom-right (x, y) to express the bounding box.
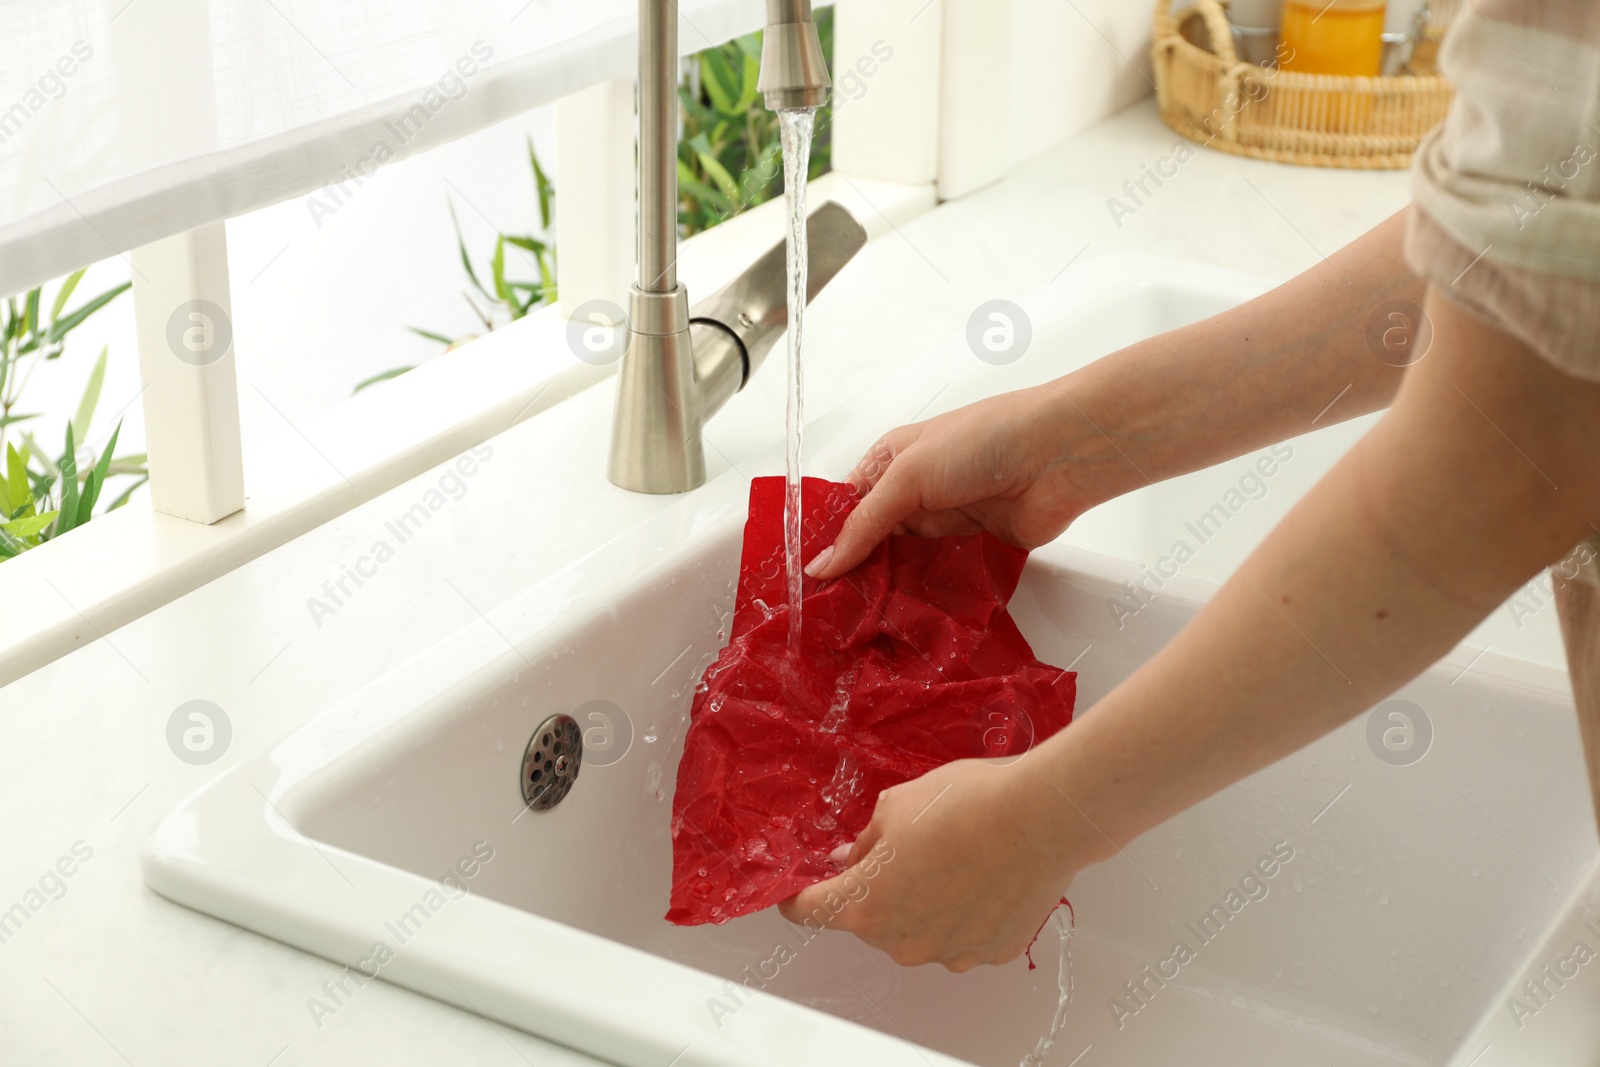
top-left (607, 0), bottom-right (864, 494)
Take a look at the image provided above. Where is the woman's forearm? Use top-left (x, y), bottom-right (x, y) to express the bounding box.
top-left (1042, 209), bottom-right (1422, 504)
top-left (811, 212), bottom-right (1429, 579)
top-left (1027, 284), bottom-right (1600, 864)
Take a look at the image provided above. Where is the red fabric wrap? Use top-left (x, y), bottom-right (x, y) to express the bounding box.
top-left (667, 477), bottom-right (1077, 925)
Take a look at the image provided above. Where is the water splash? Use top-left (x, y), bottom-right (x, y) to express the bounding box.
top-left (778, 106), bottom-right (816, 652)
top-left (1020, 906), bottom-right (1075, 1067)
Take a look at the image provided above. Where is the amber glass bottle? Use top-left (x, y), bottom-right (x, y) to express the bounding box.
top-left (1280, 0), bottom-right (1386, 76)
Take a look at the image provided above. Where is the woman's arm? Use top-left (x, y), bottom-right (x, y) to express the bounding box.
top-left (782, 285), bottom-right (1600, 969)
top-left (808, 208), bottom-right (1424, 579)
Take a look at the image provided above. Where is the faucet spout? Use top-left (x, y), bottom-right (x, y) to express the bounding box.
top-left (757, 0), bottom-right (832, 111)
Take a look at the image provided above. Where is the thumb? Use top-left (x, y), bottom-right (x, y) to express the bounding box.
top-left (777, 867), bottom-right (871, 933)
top-left (808, 466), bottom-right (920, 580)
top-left (777, 809), bottom-right (889, 927)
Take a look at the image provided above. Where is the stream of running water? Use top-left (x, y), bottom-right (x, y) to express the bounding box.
top-left (778, 103), bottom-right (1073, 1067)
top-left (1020, 905), bottom-right (1075, 1067)
top-left (778, 106), bottom-right (816, 652)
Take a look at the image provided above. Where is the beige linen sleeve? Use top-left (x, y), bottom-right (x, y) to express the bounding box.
top-left (1405, 0), bottom-right (1600, 380)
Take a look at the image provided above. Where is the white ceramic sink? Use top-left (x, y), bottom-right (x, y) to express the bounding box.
top-left (144, 257), bottom-right (1600, 1066)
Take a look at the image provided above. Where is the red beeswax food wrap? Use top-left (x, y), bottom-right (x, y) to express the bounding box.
top-left (667, 476), bottom-right (1077, 925)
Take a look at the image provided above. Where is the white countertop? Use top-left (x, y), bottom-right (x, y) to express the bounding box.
top-left (0, 101), bottom-right (1421, 1066)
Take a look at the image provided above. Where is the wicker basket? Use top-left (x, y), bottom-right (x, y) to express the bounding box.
top-left (1152, 0), bottom-right (1454, 168)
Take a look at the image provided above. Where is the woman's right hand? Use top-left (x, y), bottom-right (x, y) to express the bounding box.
top-left (802, 209), bottom-right (1424, 581)
top-left (806, 383), bottom-right (1119, 579)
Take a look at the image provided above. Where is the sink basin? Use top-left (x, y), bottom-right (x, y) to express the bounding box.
top-left (144, 256), bottom-right (1600, 1066)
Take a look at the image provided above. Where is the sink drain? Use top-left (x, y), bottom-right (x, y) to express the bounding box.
top-left (521, 713), bottom-right (583, 811)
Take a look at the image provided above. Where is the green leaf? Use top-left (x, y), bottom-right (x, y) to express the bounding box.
top-left (6, 443), bottom-right (29, 510)
top-left (83, 420), bottom-right (120, 515)
top-left (490, 235), bottom-right (511, 305)
top-left (678, 91), bottom-right (716, 133)
top-left (696, 149), bottom-right (740, 204)
top-left (448, 202), bottom-right (489, 300)
top-left (50, 268), bottom-right (86, 325)
top-left (503, 235), bottom-right (547, 254)
top-left (406, 326), bottom-right (455, 345)
top-left (23, 288), bottom-right (40, 339)
top-left (48, 280), bottom-right (130, 344)
top-left (4, 510), bottom-right (57, 539)
top-left (677, 159), bottom-right (734, 213)
top-left (352, 366), bottom-right (417, 394)
top-left (527, 137), bottom-right (554, 231)
top-left (0, 413), bottom-right (40, 429)
top-left (702, 47), bottom-right (744, 115)
top-left (689, 134), bottom-right (740, 202)
top-left (537, 253), bottom-right (556, 308)
top-left (54, 423), bottom-right (80, 537)
top-left (735, 44), bottom-right (760, 111)
top-left (0, 526), bottom-right (26, 558)
top-left (72, 346), bottom-right (107, 441)
top-left (6, 488), bottom-right (35, 522)
top-left (76, 471), bottom-right (99, 526)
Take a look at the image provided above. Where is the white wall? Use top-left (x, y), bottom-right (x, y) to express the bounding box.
top-left (829, 0), bottom-right (1156, 201)
top-left (1007, 0), bottom-right (1157, 170)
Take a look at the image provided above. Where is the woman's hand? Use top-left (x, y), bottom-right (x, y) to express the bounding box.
top-left (805, 210), bottom-right (1424, 583)
top-left (805, 386), bottom-right (1109, 580)
top-left (776, 757), bottom-right (1104, 971)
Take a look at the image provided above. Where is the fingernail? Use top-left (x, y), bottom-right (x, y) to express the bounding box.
top-left (805, 545), bottom-right (834, 578)
top-left (827, 842), bottom-right (853, 868)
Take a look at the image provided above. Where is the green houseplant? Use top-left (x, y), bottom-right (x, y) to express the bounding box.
top-left (677, 8), bottom-right (834, 237)
top-left (375, 14), bottom-right (834, 389)
top-left (0, 271), bottom-right (144, 561)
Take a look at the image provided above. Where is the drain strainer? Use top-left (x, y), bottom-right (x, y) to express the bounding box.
top-left (521, 713), bottom-right (583, 811)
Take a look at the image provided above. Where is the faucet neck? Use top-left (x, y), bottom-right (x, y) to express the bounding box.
top-left (638, 0), bottom-right (678, 294)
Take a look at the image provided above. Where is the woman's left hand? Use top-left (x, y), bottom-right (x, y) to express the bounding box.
top-left (777, 757), bottom-right (1096, 971)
